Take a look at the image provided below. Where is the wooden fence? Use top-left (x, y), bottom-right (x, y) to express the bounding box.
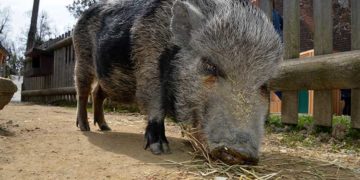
top-left (260, 0), bottom-right (360, 129)
top-left (22, 0), bottom-right (360, 129)
top-left (22, 31), bottom-right (76, 103)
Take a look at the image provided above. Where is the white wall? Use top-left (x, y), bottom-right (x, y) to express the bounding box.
top-left (10, 75), bottom-right (23, 102)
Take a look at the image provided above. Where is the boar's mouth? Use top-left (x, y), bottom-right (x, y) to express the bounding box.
top-left (210, 146), bottom-right (259, 165)
top-left (182, 122), bottom-right (259, 165)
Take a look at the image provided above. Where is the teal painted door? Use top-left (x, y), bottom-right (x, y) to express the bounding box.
top-left (298, 90), bottom-right (309, 113)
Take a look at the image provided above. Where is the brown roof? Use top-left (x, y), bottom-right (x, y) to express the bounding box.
top-left (0, 43), bottom-right (9, 56)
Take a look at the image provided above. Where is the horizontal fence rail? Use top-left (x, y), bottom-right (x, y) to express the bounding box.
top-left (46, 37), bottom-right (72, 52)
top-left (22, 87), bottom-right (76, 96)
top-left (269, 50), bottom-right (360, 91)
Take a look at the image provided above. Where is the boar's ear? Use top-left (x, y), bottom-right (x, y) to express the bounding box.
top-left (171, 0), bottom-right (205, 47)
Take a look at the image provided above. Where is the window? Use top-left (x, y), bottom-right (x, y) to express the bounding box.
top-left (32, 58), bottom-right (40, 68)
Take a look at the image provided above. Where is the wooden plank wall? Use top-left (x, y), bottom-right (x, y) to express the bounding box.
top-left (351, 0), bottom-right (360, 128)
top-left (22, 31), bottom-right (76, 103)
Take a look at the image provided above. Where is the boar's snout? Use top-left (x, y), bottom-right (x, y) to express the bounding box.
top-left (210, 146), bottom-right (259, 165)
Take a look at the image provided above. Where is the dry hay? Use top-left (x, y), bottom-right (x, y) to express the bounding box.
top-left (152, 125), bottom-right (360, 180)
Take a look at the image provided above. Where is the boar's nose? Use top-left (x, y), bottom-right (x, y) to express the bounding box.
top-left (210, 146), bottom-right (259, 165)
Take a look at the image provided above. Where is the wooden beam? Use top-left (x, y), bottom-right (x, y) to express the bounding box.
top-left (351, 89), bottom-right (360, 128)
top-left (281, 91), bottom-right (298, 124)
top-left (281, 0), bottom-right (300, 124)
top-left (269, 50), bottom-right (360, 90)
top-left (21, 87), bottom-right (76, 96)
top-left (46, 37), bottom-right (73, 52)
top-left (351, 0), bottom-right (360, 129)
top-left (313, 0), bottom-right (333, 127)
top-left (352, 0), bottom-right (360, 50)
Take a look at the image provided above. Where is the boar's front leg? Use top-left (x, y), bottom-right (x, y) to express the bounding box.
top-left (143, 97), bottom-right (170, 155)
top-left (136, 62), bottom-right (170, 154)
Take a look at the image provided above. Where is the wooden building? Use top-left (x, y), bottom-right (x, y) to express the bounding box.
top-left (22, 31), bottom-right (76, 103)
top-left (0, 43), bottom-right (9, 77)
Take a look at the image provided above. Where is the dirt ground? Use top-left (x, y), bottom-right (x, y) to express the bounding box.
top-left (0, 103), bottom-right (359, 179)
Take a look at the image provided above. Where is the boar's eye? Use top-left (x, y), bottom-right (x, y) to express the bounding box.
top-left (201, 57), bottom-right (219, 76)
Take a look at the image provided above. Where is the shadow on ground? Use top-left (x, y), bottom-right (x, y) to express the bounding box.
top-left (83, 131), bottom-right (359, 179)
top-left (83, 131), bottom-right (193, 164)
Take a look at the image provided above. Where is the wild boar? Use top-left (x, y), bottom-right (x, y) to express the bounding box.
top-left (73, 0), bottom-right (283, 165)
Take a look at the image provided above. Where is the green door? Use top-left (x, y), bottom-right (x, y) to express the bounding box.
top-left (298, 90), bottom-right (309, 113)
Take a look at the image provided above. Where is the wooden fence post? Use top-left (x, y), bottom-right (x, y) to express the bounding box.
top-left (351, 0), bottom-right (360, 129)
top-left (259, 0), bottom-right (273, 118)
top-left (313, 0), bottom-right (333, 127)
top-left (282, 0), bottom-right (300, 124)
top-left (259, 0), bottom-right (272, 20)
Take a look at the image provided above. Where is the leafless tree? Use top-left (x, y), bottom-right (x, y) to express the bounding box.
top-left (0, 6), bottom-right (11, 42)
top-left (35, 11), bottom-right (55, 45)
top-left (66, 0), bottom-right (97, 18)
top-left (7, 42), bottom-right (24, 75)
top-left (26, 0), bottom-right (40, 51)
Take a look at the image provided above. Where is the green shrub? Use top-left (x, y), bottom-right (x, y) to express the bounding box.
top-left (297, 114), bottom-right (314, 129)
top-left (267, 114), bottom-right (282, 127)
top-left (332, 115), bottom-right (351, 129)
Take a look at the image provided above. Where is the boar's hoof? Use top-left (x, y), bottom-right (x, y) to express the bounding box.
top-left (144, 137), bottom-right (171, 155)
top-left (99, 124), bottom-right (111, 131)
top-left (76, 118), bottom-right (90, 131)
top-left (144, 121), bottom-right (171, 154)
top-left (211, 146), bottom-right (258, 165)
top-left (147, 142), bottom-right (171, 155)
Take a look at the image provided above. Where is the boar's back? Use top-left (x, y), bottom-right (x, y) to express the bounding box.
top-left (95, 0), bottom-right (164, 78)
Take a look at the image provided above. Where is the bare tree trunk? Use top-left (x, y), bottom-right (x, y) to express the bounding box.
top-left (26, 0), bottom-right (40, 51)
top-left (0, 11), bottom-right (10, 35)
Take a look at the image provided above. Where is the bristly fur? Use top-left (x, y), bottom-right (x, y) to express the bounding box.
top-left (73, 0), bottom-right (283, 163)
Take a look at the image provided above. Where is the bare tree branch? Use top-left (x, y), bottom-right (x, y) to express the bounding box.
top-left (0, 6), bottom-right (11, 42)
top-left (66, 0), bottom-right (97, 18)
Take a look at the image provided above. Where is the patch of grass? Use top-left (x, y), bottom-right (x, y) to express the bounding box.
top-left (266, 114), bottom-right (360, 151)
top-left (333, 115), bottom-right (351, 129)
top-left (302, 135), bottom-right (317, 147)
top-left (330, 138), bottom-right (360, 153)
top-left (297, 114), bottom-right (314, 129)
top-left (51, 100), bottom-right (77, 108)
top-left (347, 129), bottom-right (360, 139)
top-left (267, 114), bottom-right (316, 131)
top-left (267, 114), bottom-right (282, 127)
top-left (104, 104), bottom-right (139, 113)
top-left (50, 100), bottom-right (139, 113)
top-left (280, 132), bottom-right (317, 148)
top-left (280, 132), bottom-right (306, 147)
